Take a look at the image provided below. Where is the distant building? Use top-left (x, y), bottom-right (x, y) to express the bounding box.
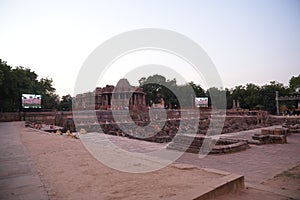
top-left (74, 79), bottom-right (146, 110)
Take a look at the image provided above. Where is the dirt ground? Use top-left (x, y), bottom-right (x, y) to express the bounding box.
top-left (19, 124), bottom-right (300, 200)
top-left (262, 165), bottom-right (300, 198)
top-left (19, 127), bottom-right (226, 200)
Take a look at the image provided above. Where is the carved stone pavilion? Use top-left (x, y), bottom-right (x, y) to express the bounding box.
top-left (74, 79), bottom-right (147, 110)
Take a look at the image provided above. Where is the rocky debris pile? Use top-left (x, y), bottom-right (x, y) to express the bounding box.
top-left (267, 116), bottom-right (300, 126)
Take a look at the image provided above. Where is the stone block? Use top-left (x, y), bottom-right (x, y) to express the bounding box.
top-left (261, 129), bottom-right (270, 135)
top-left (269, 135), bottom-right (287, 144)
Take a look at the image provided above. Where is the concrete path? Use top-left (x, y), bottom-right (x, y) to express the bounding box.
top-left (0, 122), bottom-right (48, 200)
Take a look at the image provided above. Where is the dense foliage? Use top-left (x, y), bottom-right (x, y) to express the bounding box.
top-left (140, 74), bottom-right (300, 114)
top-left (1, 59), bottom-right (299, 114)
top-left (0, 59), bottom-right (72, 112)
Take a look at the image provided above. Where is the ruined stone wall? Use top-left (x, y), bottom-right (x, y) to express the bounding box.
top-left (0, 111), bottom-right (73, 126)
top-left (0, 112), bottom-right (20, 122)
top-left (267, 116), bottom-right (300, 126)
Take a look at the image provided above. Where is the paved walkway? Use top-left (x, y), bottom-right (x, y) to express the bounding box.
top-left (177, 131), bottom-right (300, 185)
top-left (0, 122), bottom-right (48, 200)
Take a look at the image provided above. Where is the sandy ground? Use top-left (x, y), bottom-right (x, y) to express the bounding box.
top-left (16, 122), bottom-right (300, 200)
top-left (262, 165), bottom-right (300, 198)
top-left (19, 126), bottom-right (225, 200)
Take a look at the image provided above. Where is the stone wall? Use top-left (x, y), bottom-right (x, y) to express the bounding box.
top-left (0, 111), bottom-right (73, 126)
top-left (267, 116), bottom-right (300, 126)
top-left (0, 112), bottom-right (20, 122)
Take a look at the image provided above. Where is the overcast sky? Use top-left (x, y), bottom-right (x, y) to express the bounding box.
top-left (1, 0), bottom-right (299, 96)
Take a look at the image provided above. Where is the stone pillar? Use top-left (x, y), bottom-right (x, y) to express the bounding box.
top-left (139, 94), bottom-right (142, 105)
top-left (232, 99), bottom-right (236, 110)
top-left (237, 100), bottom-right (240, 109)
top-left (276, 91), bottom-right (279, 115)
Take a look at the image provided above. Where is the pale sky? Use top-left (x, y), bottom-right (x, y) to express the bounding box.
top-left (1, 0), bottom-right (299, 96)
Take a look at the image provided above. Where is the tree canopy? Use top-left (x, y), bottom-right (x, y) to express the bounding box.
top-left (1, 59), bottom-right (298, 114)
top-left (139, 74), bottom-right (299, 114)
top-left (139, 75), bottom-right (208, 109)
top-left (0, 59), bottom-right (59, 111)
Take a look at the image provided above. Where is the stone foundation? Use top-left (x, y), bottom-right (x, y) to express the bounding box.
top-left (167, 135), bottom-right (249, 154)
top-left (252, 127), bottom-right (289, 144)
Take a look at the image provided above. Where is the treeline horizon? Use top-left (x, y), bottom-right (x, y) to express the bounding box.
top-left (1, 59), bottom-right (299, 114)
top-left (139, 74), bottom-right (300, 114)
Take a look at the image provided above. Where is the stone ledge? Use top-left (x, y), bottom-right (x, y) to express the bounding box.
top-left (169, 166), bottom-right (244, 200)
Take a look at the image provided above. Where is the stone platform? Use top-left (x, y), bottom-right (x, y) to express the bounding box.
top-left (167, 134), bottom-right (249, 154)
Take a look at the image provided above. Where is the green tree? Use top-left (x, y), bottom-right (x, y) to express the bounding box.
top-left (189, 81), bottom-right (206, 97)
top-left (244, 83), bottom-right (261, 109)
top-left (0, 59), bottom-right (59, 111)
top-left (231, 85), bottom-right (247, 108)
top-left (289, 75), bottom-right (300, 93)
top-left (0, 60), bottom-right (16, 111)
top-left (139, 75), bottom-right (174, 107)
top-left (225, 88), bottom-right (233, 109)
top-left (60, 94), bottom-right (73, 111)
top-left (260, 81), bottom-right (288, 114)
top-left (139, 75), bottom-right (202, 109)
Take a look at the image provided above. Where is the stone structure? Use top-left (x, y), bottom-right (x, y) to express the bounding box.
top-left (167, 135), bottom-right (249, 154)
top-left (276, 90), bottom-right (300, 115)
top-left (73, 92), bottom-right (94, 110)
top-left (74, 79), bottom-right (146, 111)
top-left (252, 127), bottom-right (289, 144)
top-left (232, 99), bottom-right (241, 110)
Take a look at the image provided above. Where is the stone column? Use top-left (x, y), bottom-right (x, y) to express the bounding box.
top-left (232, 99), bottom-right (236, 110)
top-left (142, 95), bottom-right (145, 105)
top-left (237, 100), bottom-right (240, 109)
top-left (276, 91), bottom-right (279, 115)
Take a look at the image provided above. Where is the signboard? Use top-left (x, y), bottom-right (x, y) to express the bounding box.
top-left (195, 97), bottom-right (208, 108)
top-left (22, 94), bottom-right (42, 108)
